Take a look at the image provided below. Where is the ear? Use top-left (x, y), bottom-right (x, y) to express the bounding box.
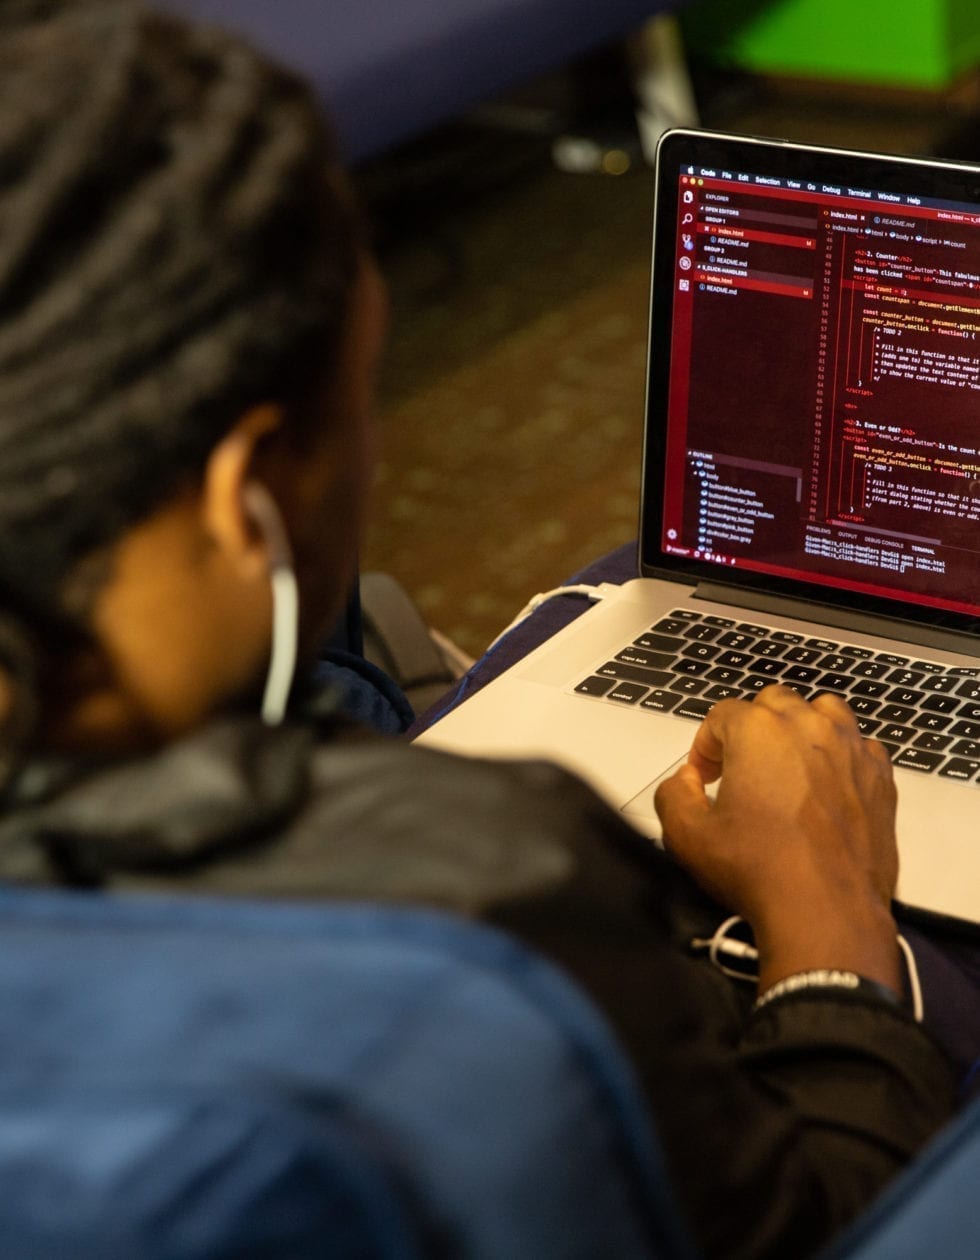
top-left (200, 404), bottom-right (285, 576)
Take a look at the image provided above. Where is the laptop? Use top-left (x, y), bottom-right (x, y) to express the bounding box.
top-left (416, 128), bottom-right (980, 927)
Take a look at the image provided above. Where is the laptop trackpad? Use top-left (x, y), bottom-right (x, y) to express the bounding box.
top-left (622, 755), bottom-right (720, 844)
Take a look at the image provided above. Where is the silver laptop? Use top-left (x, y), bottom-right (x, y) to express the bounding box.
top-left (416, 128), bottom-right (980, 927)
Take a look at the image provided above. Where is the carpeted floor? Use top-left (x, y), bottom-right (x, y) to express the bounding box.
top-left (359, 70), bottom-right (979, 658)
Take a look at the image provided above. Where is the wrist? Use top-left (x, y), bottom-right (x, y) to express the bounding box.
top-left (753, 898), bottom-right (901, 997)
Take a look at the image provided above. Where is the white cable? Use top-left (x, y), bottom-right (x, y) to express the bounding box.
top-left (262, 564), bottom-right (299, 726)
top-left (485, 583), bottom-right (618, 652)
top-left (691, 915), bottom-right (759, 983)
top-left (897, 933), bottom-right (924, 1023)
top-left (693, 919), bottom-right (923, 1020)
top-left (242, 482), bottom-right (300, 727)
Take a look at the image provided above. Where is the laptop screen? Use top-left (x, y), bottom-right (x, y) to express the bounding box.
top-left (643, 130), bottom-right (980, 635)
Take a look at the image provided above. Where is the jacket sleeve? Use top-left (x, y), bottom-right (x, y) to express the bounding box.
top-left (477, 765), bottom-right (955, 1260)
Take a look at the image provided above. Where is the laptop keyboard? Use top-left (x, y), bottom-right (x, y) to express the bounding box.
top-left (574, 608), bottom-right (980, 784)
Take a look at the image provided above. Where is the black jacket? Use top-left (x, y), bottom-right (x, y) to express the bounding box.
top-left (0, 709), bottom-right (954, 1259)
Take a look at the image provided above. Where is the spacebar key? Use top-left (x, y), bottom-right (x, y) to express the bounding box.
top-left (674, 697), bottom-right (714, 722)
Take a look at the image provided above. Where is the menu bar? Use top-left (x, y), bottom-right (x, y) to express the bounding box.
top-left (683, 164), bottom-right (980, 220)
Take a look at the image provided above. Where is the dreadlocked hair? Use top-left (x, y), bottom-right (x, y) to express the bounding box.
top-left (0, 0), bottom-right (363, 770)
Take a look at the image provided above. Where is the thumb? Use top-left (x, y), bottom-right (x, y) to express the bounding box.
top-left (654, 762), bottom-right (712, 852)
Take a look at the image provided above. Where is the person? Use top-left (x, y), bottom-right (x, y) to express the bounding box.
top-left (0, 3), bottom-right (961, 1257)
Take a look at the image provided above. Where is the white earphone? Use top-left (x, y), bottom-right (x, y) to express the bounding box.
top-left (242, 482), bottom-right (298, 726)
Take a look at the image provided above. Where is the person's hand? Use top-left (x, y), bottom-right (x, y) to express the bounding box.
top-left (654, 685), bottom-right (902, 994)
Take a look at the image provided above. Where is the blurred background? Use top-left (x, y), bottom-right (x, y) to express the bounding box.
top-left (360, 0), bottom-right (980, 658)
top-left (165, 0), bottom-right (980, 660)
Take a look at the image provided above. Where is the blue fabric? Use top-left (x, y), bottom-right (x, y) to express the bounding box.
top-left (0, 887), bottom-right (693, 1259)
top-left (410, 542), bottom-right (637, 734)
top-left (312, 651), bottom-right (415, 734)
top-left (826, 1091), bottom-right (980, 1260)
top-left (155, 1), bottom-right (689, 160)
top-left (0, 1099), bottom-right (423, 1260)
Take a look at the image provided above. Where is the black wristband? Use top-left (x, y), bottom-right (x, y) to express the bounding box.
top-left (753, 968), bottom-right (904, 1015)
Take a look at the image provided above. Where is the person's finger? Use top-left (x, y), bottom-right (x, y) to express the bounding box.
top-left (684, 695), bottom-right (750, 781)
top-left (809, 688), bottom-right (861, 731)
top-left (750, 682), bottom-right (810, 714)
top-left (654, 761), bottom-right (713, 847)
top-left (863, 736), bottom-right (894, 771)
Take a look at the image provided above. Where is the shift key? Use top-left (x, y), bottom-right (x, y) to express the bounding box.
top-left (597, 660), bottom-right (673, 685)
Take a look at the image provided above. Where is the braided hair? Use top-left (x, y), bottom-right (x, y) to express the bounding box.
top-left (0, 1), bottom-right (363, 772)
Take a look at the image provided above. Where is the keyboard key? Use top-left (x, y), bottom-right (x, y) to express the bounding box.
top-left (885, 687), bottom-right (924, 707)
top-left (781, 681), bottom-right (813, 699)
top-left (783, 646), bottom-right (824, 666)
top-left (912, 712), bottom-right (952, 733)
top-left (771, 630), bottom-right (804, 644)
top-left (752, 640), bottom-right (786, 658)
top-left (820, 653), bottom-right (852, 671)
top-left (851, 679), bottom-right (890, 699)
top-left (575, 676), bottom-right (614, 697)
top-left (851, 660), bottom-right (891, 680)
top-left (668, 609), bottom-right (701, 622)
top-left (920, 674), bottom-right (959, 693)
top-left (703, 615), bottom-right (736, 627)
top-left (806, 637), bottom-right (840, 651)
top-left (682, 642), bottom-right (721, 662)
top-left (886, 669), bottom-right (924, 688)
top-left (921, 694), bottom-right (960, 714)
top-left (878, 705), bottom-right (916, 725)
top-left (685, 623), bottom-right (722, 643)
top-left (717, 650), bottom-right (754, 669)
top-left (703, 684), bottom-right (743, 702)
top-left (875, 652), bottom-right (910, 667)
top-left (839, 644), bottom-right (873, 659)
top-left (674, 697), bottom-right (714, 721)
top-left (640, 689), bottom-right (682, 713)
top-left (940, 758), bottom-right (980, 781)
top-left (747, 658), bottom-right (786, 678)
top-left (608, 682), bottom-right (649, 704)
top-left (741, 675), bottom-right (775, 694)
top-left (737, 622), bottom-right (770, 636)
top-left (847, 696), bottom-right (882, 716)
top-left (598, 661), bottom-right (672, 684)
top-left (669, 676), bottom-right (708, 695)
top-left (855, 717), bottom-right (881, 736)
top-left (912, 660), bottom-right (946, 675)
top-left (893, 748), bottom-right (945, 773)
top-left (955, 679), bottom-right (980, 701)
top-left (616, 646), bottom-right (675, 671)
top-left (952, 738), bottom-right (980, 759)
top-left (913, 731), bottom-right (953, 752)
top-left (717, 631), bottom-right (756, 651)
top-left (707, 666), bottom-right (745, 686)
top-left (653, 617), bottom-right (693, 636)
top-left (879, 723), bottom-right (916, 743)
top-left (950, 720), bottom-right (980, 740)
top-left (634, 633), bottom-right (684, 654)
top-left (816, 671), bottom-right (852, 691)
top-left (957, 703), bottom-right (980, 723)
top-left (782, 664), bottom-right (821, 684)
top-left (674, 658), bottom-right (711, 677)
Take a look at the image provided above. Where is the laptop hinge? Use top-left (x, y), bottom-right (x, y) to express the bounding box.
top-left (694, 582), bottom-right (980, 659)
